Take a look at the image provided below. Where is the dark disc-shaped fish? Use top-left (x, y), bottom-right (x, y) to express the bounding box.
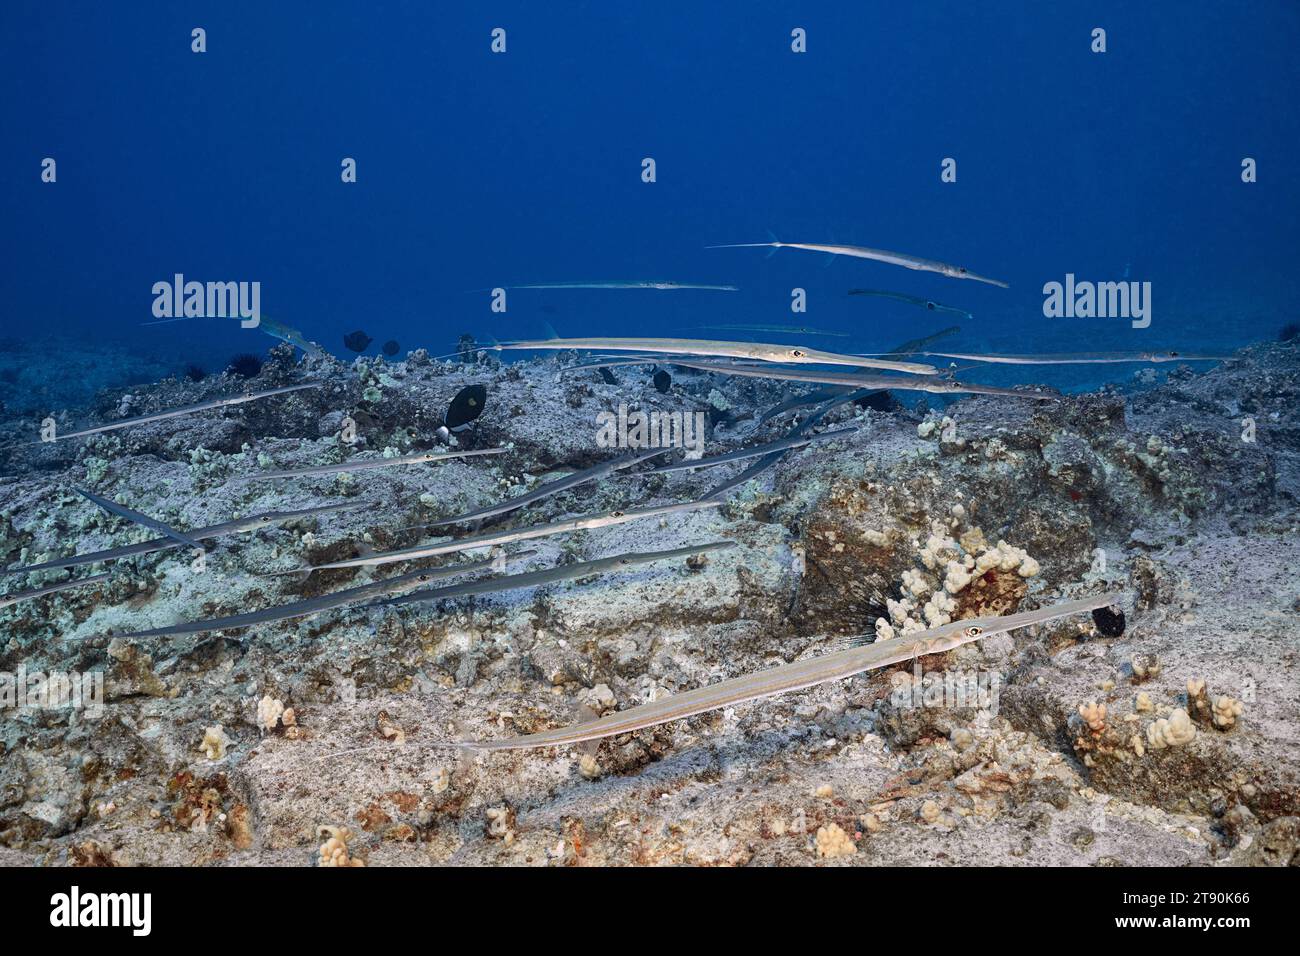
top-left (382, 340), bottom-right (400, 356)
top-left (446, 383), bottom-right (488, 431)
top-left (652, 368), bottom-right (672, 394)
top-left (343, 330), bottom-right (373, 353)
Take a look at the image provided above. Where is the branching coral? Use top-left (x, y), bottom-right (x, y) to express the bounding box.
top-left (1078, 701), bottom-right (1106, 734)
top-left (1213, 695), bottom-right (1244, 730)
top-left (814, 823), bottom-right (857, 859)
top-left (1186, 679), bottom-right (1214, 726)
top-left (318, 825), bottom-right (365, 867)
top-left (256, 695), bottom-right (285, 732)
top-left (875, 518), bottom-right (1041, 638)
top-left (1131, 653), bottom-right (1161, 682)
top-left (1146, 708), bottom-right (1196, 750)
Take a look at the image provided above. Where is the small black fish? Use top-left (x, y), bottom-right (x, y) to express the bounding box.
top-left (382, 340), bottom-right (400, 357)
top-left (598, 367), bottom-right (618, 385)
top-left (1091, 605), bottom-right (1126, 638)
top-left (446, 384), bottom-right (488, 432)
top-left (343, 330), bottom-right (373, 353)
top-left (652, 369), bottom-right (671, 394)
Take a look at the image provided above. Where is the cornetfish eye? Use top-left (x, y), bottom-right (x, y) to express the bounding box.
top-left (965, 625), bottom-right (983, 638)
top-left (611, 510), bottom-right (624, 517)
top-left (790, 349), bottom-right (805, 358)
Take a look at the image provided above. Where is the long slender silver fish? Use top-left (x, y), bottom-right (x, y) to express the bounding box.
top-left (291, 500), bottom-right (720, 574)
top-left (461, 593), bottom-right (1122, 750)
top-left (557, 356), bottom-right (665, 375)
top-left (416, 447), bottom-right (672, 528)
top-left (75, 487), bottom-right (205, 550)
top-left (671, 324), bottom-right (850, 337)
top-left (1, 501), bottom-right (364, 576)
top-left (480, 281), bottom-right (738, 291)
top-left (759, 385), bottom-right (869, 424)
top-left (142, 314), bottom-right (329, 360)
top-left (368, 541), bottom-right (736, 612)
top-left (493, 337), bottom-right (937, 376)
top-left (232, 447), bottom-right (505, 482)
top-left (32, 382), bottom-right (322, 444)
top-left (651, 428), bottom-right (857, 474)
top-left (0, 572), bottom-right (112, 611)
top-left (758, 326), bottom-right (963, 423)
top-left (703, 410), bottom-right (827, 499)
top-left (911, 350), bottom-right (1229, 366)
top-left (879, 325), bottom-right (963, 359)
top-left (848, 289), bottom-right (973, 319)
top-left (259, 317), bottom-right (329, 359)
top-left (104, 552), bottom-right (535, 640)
top-left (661, 359), bottom-right (1056, 399)
top-left (708, 239), bottom-right (1010, 288)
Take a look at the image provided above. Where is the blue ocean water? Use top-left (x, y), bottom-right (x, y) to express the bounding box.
top-left (3, 2), bottom-right (1298, 407)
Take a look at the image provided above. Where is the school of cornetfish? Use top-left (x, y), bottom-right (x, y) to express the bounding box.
top-left (1, 233), bottom-right (1185, 761)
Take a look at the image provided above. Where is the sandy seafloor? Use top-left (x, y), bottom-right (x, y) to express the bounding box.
top-left (0, 339), bottom-right (1297, 867)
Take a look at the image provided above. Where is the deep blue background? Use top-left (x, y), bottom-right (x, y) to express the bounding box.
top-left (3, 1), bottom-right (1298, 400)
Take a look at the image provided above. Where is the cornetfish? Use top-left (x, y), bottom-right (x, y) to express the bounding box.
top-left (759, 386), bottom-right (865, 424)
top-left (259, 317), bottom-right (328, 358)
top-left (142, 314), bottom-right (329, 359)
top-left (661, 359), bottom-right (1056, 399)
top-left (880, 325), bottom-right (963, 358)
top-left (909, 350), bottom-right (1229, 366)
top-left (75, 487), bottom-right (205, 551)
top-left (415, 447), bottom-right (673, 528)
top-left (461, 592), bottom-right (1123, 750)
top-left (103, 552), bottom-right (535, 640)
top-left (848, 289), bottom-right (973, 319)
top-left (0, 572), bottom-right (112, 611)
top-left (672, 324), bottom-right (850, 337)
top-left (758, 326), bottom-right (962, 423)
top-left (32, 383), bottom-right (322, 443)
top-left (291, 500), bottom-right (721, 574)
top-left (651, 428), bottom-right (857, 474)
top-left (703, 406), bottom-right (829, 499)
top-left (232, 447), bottom-right (505, 482)
top-left (481, 281), bottom-right (738, 291)
top-left (367, 541), bottom-right (737, 612)
top-left (558, 356), bottom-right (664, 375)
top-left (493, 337), bottom-right (937, 376)
top-left (708, 240), bottom-right (1010, 288)
top-left (1, 501), bottom-right (364, 576)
